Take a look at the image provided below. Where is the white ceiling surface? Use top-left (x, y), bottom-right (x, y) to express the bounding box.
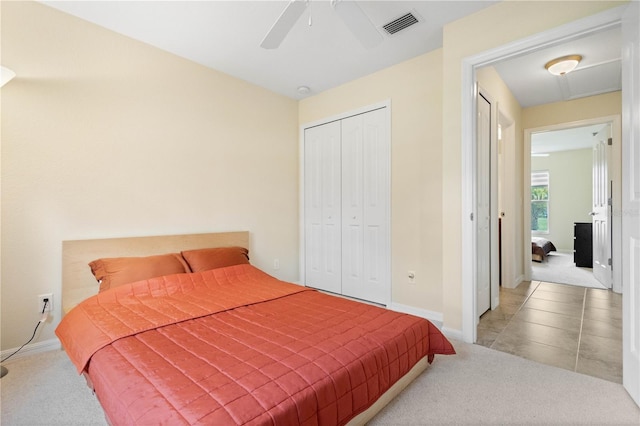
top-left (531, 124), bottom-right (607, 154)
top-left (493, 26), bottom-right (622, 109)
top-left (521, 27), bottom-right (621, 154)
top-left (41, 1), bottom-right (497, 100)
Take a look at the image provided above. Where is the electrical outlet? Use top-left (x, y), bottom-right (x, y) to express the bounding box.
top-left (38, 293), bottom-right (53, 313)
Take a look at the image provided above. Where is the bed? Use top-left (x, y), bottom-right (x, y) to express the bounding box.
top-left (531, 237), bottom-right (557, 262)
top-left (57, 232), bottom-right (455, 425)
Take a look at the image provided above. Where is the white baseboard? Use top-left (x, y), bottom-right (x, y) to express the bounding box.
top-left (389, 303), bottom-right (443, 329)
top-left (502, 275), bottom-right (524, 289)
top-left (1, 338), bottom-right (61, 362)
top-left (513, 274), bottom-right (524, 287)
top-left (441, 327), bottom-right (463, 341)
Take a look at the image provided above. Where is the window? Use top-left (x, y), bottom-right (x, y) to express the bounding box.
top-left (531, 171), bottom-right (549, 233)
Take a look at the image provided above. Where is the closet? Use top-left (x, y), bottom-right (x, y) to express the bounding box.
top-left (303, 106), bottom-right (390, 305)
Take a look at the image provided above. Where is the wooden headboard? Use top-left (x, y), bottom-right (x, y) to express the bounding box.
top-left (62, 231), bottom-right (249, 314)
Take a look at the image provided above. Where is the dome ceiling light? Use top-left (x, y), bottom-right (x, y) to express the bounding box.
top-left (545, 55), bottom-right (582, 76)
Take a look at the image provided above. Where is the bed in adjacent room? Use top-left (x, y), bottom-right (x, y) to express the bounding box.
top-left (531, 237), bottom-right (557, 262)
top-left (57, 232), bottom-right (455, 425)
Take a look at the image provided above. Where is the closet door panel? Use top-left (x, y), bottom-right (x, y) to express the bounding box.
top-left (342, 109), bottom-right (389, 305)
top-left (341, 114), bottom-right (365, 295)
top-left (364, 225), bottom-right (382, 289)
top-left (363, 110), bottom-right (387, 221)
top-left (304, 122), bottom-right (341, 294)
top-left (363, 108), bottom-right (390, 304)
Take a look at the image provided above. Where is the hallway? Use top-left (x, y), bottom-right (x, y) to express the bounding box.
top-left (477, 280), bottom-right (622, 383)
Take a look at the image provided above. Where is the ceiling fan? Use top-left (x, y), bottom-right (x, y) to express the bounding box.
top-left (260, 0), bottom-right (383, 49)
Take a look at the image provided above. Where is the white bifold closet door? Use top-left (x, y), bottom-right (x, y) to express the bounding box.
top-left (304, 121), bottom-right (342, 294)
top-left (341, 109), bottom-right (389, 304)
top-left (304, 107), bottom-right (389, 305)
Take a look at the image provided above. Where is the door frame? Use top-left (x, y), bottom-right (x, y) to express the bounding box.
top-left (298, 100), bottom-right (392, 304)
top-left (523, 116), bottom-right (622, 293)
top-left (460, 5), bottom-right (627, 342)
top-left (460, 3), bottom-right (637, 405)
top-left (620, 0), bottom-right (640, 405)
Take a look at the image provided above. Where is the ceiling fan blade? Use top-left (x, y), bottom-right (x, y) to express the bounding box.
top-left (333, 0), bottom-right (382, 49)
top-left (260, 0), bottom-right (308, 49)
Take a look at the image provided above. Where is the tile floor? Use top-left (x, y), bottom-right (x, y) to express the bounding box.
top-left (477, 280), bottom-right (623, 383)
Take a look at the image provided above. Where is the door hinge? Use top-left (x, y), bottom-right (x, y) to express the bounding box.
top-left (608, 258), bottom-right (612, 267)
top-left (470, 212), bottom-right (474, 221)
top-left (607, 137), bottom-right (613, 146)
top-left (608, 197), bottom-right (612, 206)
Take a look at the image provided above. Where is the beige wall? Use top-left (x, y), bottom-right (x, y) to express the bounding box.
top-left (523, 91), bottom-right (622, 129)
top-left (531, 149), bottom-right (593, 251)
top-left (1, 2), bottom-right (299, 350)
top-left (299, 50), bottom-right (444, 315)
top-left (1, 1), bottom-right (628, 352)
top-left (441, 1), bottom-right (625, 332)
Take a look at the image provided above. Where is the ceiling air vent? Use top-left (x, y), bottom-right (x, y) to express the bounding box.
top-left (382, 12), bottom-right (420, 35)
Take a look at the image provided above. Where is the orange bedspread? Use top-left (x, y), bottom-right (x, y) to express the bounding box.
top-left (57, 264), bottom-right (455, 425)
top-left (57, 265), bottom-right (309, 374)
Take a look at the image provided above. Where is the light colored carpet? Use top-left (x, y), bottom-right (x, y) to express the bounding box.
top-left (531, 252), bottom-right (606, 289)
top-left (1, 350), bottom-right (105, 425)
top-left (2, 341), bottom-right (639, 425)
top-left (371, 340), bottom-right (638, 425)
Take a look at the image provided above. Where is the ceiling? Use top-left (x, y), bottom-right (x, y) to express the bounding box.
top-left (493, 26), bottom-right (622, 109)
top-left (514, 26), bottom-right (621, 154)
top-left (40, 0), bottom-right (498, 100)
top-left (531, 123), bottom-right (608, 155)
top-left (39, 1), bottom-right (622, 120)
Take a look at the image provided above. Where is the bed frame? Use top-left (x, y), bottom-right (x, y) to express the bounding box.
top-left (60, 231), bottom-right (430, 425)
top-left (61, 231), bottom-right (249, 314)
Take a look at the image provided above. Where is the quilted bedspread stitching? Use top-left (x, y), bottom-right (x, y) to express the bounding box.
top-left (59, 265), bottom-right (456, 425)
top-left (56, 265), bottom-right (311, 373)
top-left (87, 289), bottom-right (449, 425)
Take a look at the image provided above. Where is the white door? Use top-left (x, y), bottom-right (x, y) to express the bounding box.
top-left (304, 122), bottom-right (342, 294)
top-left (477, 94), bottom-right (491, 316)
top-left (498, 115), bottom-right (516, 289)
top-left (591, 124), bottom-right (612, 288)
top-left (341, 109), bottom-right (390, 305)
top-left (621, 0), bottom-right (640, 407)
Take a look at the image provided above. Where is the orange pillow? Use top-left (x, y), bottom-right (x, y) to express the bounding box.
top-left (181, 246), bottom-right (249, 272)
top-left (89, 253), bottom-right (190, 292)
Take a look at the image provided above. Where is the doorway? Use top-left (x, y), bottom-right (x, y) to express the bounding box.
top-left (462, 7), bottom-right (625, 341)
top-left (527, 119), bottom-right (619, 290)
top-left (524, 116), bottom-right (622, 293)
top-left (460, 2), bottom-right (639, 407)
top-left (485, 117), bottom-right (623, 385)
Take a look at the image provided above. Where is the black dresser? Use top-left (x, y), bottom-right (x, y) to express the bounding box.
top-left (574, 222), bottom-right (593, 267)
